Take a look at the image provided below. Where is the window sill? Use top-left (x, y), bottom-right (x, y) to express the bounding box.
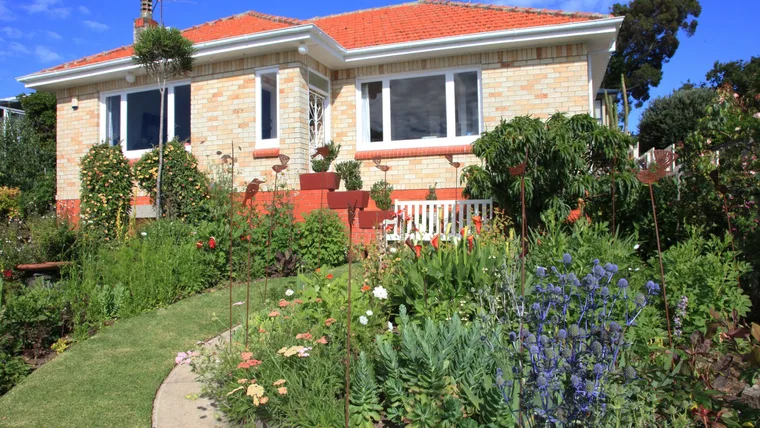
top-left (354, 144), bottom-right (473, 161)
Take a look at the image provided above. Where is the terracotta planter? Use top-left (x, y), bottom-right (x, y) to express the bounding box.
top-left (326, 190), bottom-right (370, 209)
top-left (299, 172), bottom-right (340, 191)
top-left (358, 210), bottom-right (395, 229)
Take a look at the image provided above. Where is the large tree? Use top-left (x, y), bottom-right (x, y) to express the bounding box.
top-left (637, 87), bottom-right (715, 152)
top-left (603, 0), bottom-right (702, 108)
top-left (706, 56), bottom-right (760, 110)
top-left (133, 26), bottom-right (195, 219)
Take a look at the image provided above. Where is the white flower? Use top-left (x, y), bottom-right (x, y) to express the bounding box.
top-left (366, 310), bottom-right (373, 316)
top-left (387, 321), bottom-right (393, 332)
top-left (359, 316), bottom-right (368, 325)
top-left (285, 289), bottom-right (294, 296)
top-left (373, 286), bottom-right (388, 300)
top-left (389, 247), bottom-right (397, 253)
top-left (141, 232), bottom-right (147, 236)
top-left (633, 244), bottom-right (640, 250)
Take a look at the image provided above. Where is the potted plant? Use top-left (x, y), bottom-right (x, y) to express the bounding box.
top-left (327, 160), bottom-right (369, 209)
top-left (359, 180), bottom-right (395, 229)
top-left (299, 141), bottom-right (341, 191)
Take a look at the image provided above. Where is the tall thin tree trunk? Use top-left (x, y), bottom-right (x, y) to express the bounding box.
top-left (156, 81), bottom-right (166, 220)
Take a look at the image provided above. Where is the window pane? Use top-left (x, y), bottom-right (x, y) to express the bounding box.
top-left (455, 72), bottom-right (479, 136)
top-left (361, 82), bottom-right (383, 142)
top-left (174, 85), bottom-right (191, 143)
top-left (390, 75), bottom-right (446, 140)
top-left (106, 95), bottom-right (121, 144)
top-left (260, 72), bottom-right (277, 140)
top-left (127, 89), bottom-right (167, 151)
top-left (309, 71), bottom-right (329, 94)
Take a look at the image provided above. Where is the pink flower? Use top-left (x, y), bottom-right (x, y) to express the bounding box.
top-left (325, 318), bottom-right (336, 326)
top-left (315, 336), bottom-right (328, 345)
top-left (296, 332), bottom-right (313, 340)
top-left (278, 299), bottom-right (290, 308)
top-left (240, 352), bottom-right (253, 361)
top-left (237, 359), bottom-right (262, 369)
top-left (268, 310), bottom-right (280, 317)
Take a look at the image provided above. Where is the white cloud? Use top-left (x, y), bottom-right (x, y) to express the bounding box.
top-left (1, 26), bottom-right (23, 38)
top-left (35, 45), bottom-right (62, 62)
top-left (21, 0), bottom-right (71, 19)
top-left (46, 30), bottom-right (62, 40)
top-left (10, 42), bottom-right (31, 54)
top-left (82, 19), bottom-right (108, 31)
top-left (488, 0), bottom-right (615, 13)
top-left (0, 0), bottom-right (14, 22)
top-left (77, 5), bottom-right (90, 14)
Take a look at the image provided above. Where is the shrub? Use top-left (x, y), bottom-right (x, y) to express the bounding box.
top-left (80, 144), bottom-right (133, 241)
top-left (637, 87), bottom-right (715, 152)
top-left (297, 209), bottom-right (347, 269)
top-left (369, 180), bottom-right (393, 211)
top-left (0, 351), bottom-right (29, 395)
top-left (134, 139), bottom-right (210, 222)
top-left (335, 160), bottom-right (363, 190)
top-left (0, 187), bottom-right (20, 218)
top-left (425, 183), bottom-right (438, 200)
top-left (311, 141), bottom-right (340, 173)
top-left (0, 217), bottom-right (77, 277)
top-left (1, 282), bottom-right (67, 358)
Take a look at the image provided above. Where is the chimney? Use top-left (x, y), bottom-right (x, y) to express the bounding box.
top-left (134, 0), bottom-right (158, 42)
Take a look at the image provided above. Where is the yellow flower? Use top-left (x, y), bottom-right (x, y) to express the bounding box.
top-left (277, 387), bottom-right (287, 395)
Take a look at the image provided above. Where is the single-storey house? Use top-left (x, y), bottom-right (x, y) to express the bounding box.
top-left (17, 0), bottom-right (622, 222)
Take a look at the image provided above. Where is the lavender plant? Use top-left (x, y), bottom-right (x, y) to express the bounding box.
top-left (486, 254), bottom-right (660, 425)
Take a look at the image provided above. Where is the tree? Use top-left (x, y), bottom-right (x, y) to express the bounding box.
top-left (133, 26), bottom-right (195, 219)
top-left (706, 56), bottom-right (760, 110)
top-left (637, 87), bottom-right (715, 152)
top-left (462, 113), bottom-right (637, 228)
top-left (603, 0), bottom-right (702, 108)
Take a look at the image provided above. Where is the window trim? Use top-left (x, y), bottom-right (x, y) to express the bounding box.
top-left (99, 80), bottom-right (191, 159)
top-left (354, 67), bottom-right (482, 152)
top-left (308, 68), bottom-right (331, 150)
top-left (255, 66), bottom-right (280, 150)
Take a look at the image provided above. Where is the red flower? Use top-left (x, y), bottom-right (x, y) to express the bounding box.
top-left (196, 241), bottom-right (203, 249)
top-left (385, 224), bottom-right (394, 233)
top-left (431, 234), bottom-right (440, 250)
top-left (414, 245), bottom-right (422, 258)
top-left (3, 269), bottom-right (12, 280)
top-left (326, 274), bottom-right (333, 280)
top-left (241, 235), bottom-right (251, 242)
top-left (316, 268), bottom-right (321, 273)
top-left (467, 235), bottom-right (474, 252)
top-left (472, 216), bottom-right (482, 234)
top-left (361, 284), bottom-right (371, 292)
top-left (208, 237), bottom-right (216, 249)
top-left (460, 227), bottom-right (466, 237)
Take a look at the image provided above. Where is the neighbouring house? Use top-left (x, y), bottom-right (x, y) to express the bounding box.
top-left (0, 96), bottom-right (24, 125)
top-left (17, 0), bottom-right (621, 230)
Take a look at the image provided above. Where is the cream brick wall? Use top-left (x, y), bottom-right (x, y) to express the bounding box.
top-left (54, 43), bottom-right (589, 201)
top-left (330, 43), bottom-right (590, 190)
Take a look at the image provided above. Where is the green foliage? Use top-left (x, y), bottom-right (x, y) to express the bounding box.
top-left (17, 92), bottom-right (56, 142)
top-left (311, 141), bottom-right (340, 173)
top-left (637, 87), bottom-right (715, 152)
top-left (0, 216), bottom-right (77, 273)
top-left (79, 144), bottom-right (133, 241)
top-left (375, 306), bottom-right (512, 426)
top-left (369, 180), bottom-right (393, 211)
top-left (0, 350), bottom-right (29, 395)
top-left (134, 139), bottom-right (210, 222)
top-left (464, 113), bottom-right (637, 228)
top-left (426, 183), bottom-right (438, 200)
top-left (296, 209), bottom-right (347, 270)
top-left (0, 187), bottom-right (20, 218)
top-left (706, 56), bottom-right (760, 110)
top-left (349, 352), bottom-right (383, 427)
top-left (1, 281), bottom-right (68, 358)
top-left (335, 160), bottom-right (363, 190)
top-left (604, 0), bottom-right (702, 108)
top-left (133, 26), bottom-right (195, 82)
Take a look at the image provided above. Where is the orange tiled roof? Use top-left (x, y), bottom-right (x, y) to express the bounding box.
top-left (37, 0), bottom-right (610, 74)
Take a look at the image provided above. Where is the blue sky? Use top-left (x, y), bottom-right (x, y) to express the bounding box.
top-left (0, 0), bottom-right (756, 131)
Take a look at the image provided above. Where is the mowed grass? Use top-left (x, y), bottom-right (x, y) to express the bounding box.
top-left (0, 265), bottom-right (350, 428)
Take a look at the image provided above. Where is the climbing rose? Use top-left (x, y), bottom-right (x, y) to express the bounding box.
top-left (208, 236), bottom-right (216, 249)
top-left (196, 241), bottom-right (203, 249)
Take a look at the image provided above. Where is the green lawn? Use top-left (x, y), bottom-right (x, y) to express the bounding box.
top-left (0, 265), bottom-right (349, 428)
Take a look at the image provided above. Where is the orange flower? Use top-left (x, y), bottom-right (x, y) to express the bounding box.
top-left (258, 326), bottom-right (267, 333)
top-left (240, 352), bottom-right (253, 361)
top-left (259, 396), bottom-right (269, 405)
top-left (316, 268), bottom-right (321, 273)
top-left (414, 244), bottom-right (422, 258)
top-left (272, 379), bottom-right (287, 386)
top-left (467, 235), bottom-right (474, 252)
top-left (315, 298), bottom-right (323, 303)
top-left (326, 274), bottom-right (334, 279)
top-left (460, 227), bottom-right (466, 237)
top-left (296, 332), bottom-right (313, 340)
top-left (278, 299), bottom-right (290, 308)
top-left (472, 216), bottom-right (482, 234)
top-left (325, 318), bottom-right (337, 326)
top-left (277, 387), bottom-right (288, 395)
top-left (268, 310), bottom-right (280, 317)
top-left (315, 336), bottom-right (328, 345)
top-left (361, 284), bottom-right (371, 292)
top-left (431, 234), bottom-right (440, 250)
top-left (237, 359), bottom-right (263, 369)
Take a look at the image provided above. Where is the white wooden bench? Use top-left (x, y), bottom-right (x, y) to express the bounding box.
top-left (385, 199), bottom-right (493, 241)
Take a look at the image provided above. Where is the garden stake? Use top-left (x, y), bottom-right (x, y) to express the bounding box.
top-left (637, 153), bottom-right (675, 348)
top-left (445, 155), bottom-right (461, 237)
top-left (227, 143), bottom-right (235, 353)
top-left (264, 156), bottom-right (289, 301)
top-left (611, 155), bottom-right (617, 236)
top-left (312, 146), bottom-right (330, 266)
top-left (345, 202), bottom-right (358, 428)
top-left (243, 178), bottom-right (261, 349)
top-left (374, 159), bottom-right (391, 249)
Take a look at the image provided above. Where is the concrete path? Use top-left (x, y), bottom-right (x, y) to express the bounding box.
top-left (152, 329), bottom-right (232, 428)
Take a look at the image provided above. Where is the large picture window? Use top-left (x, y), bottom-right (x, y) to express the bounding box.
top-left (357, 69), bottom-right (481, 150)
top-left (100, 81), bottom-right (191, 158)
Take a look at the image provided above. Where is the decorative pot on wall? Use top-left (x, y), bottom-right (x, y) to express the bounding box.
top-left (326, 190), bottom-right (370, 209)
top-left (298, 172), bottom-right (341, 191)
top-left (358, 210), bottom-right (394, 229)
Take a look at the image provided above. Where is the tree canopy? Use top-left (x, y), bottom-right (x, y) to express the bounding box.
top-left (603, 0), bottom-right (702, 108)
top-left (706, 56), bottom-right (760, 110)
top-left (637, 87), bottom-right (715, 152)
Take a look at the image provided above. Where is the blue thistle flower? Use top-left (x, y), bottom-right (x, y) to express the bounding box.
top-left (530, 345), bottom-right (539, 355)
top-left (645, 281), bottom-right (660, 294)
top-left (562, 253), bottom-right (572, 265)
top-left (568, 324), bottom-right (580, 338)
top-left (593, 363), bottom-right (605, 376)
top-left (557, 329), bottom-right (567, 340)
top-left (604, 263), bottom-right (618, 273)
top-left (526, 333), bottom-right (537, 344)
top-left (617, 278), bottom-right (628, 289)
top-left (593, 264), bottom-right (606, 278)
top-left (623, 366), bottom-right (637, 381)
top-left (536, 266), bottom-right (547, 278)
top-left (570, 374), bottom-right (582, 389)
top-left (508, 331), bottom-right (518, 341)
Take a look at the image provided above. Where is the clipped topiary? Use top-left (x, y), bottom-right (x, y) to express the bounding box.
top-left (80, 144), bottom-right (133, 241)
top-left (335, 160), bottom-right (363, 191)
top-left (134, 139), bottom-right (210, 222)
top-left (370, 180), bottom-right (393, 211)
top-left (312, 140), bottom-right (341, 173)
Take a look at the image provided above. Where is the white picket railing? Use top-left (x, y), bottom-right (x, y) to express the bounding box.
top-left (637, 145), bottom-right (679, 176)
top-left (385, 199), bottom-right (493, 241)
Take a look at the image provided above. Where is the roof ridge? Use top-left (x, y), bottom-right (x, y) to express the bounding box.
top-left (307, 1), bottom-right (420, 21)
top-left (418, 0), bottom-right (613, 19)
top-left (183, 10), bottom-right (303, 32)
top-left (41, 45), bottom-right (133, 72)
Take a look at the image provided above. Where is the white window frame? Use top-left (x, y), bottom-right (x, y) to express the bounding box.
top-left (255, 66), bottom-right (280, 150)
top-left (308, 68), bottom-right (331, 149)
top-left (355, 67), bottom-right (482, 152)
top-left (99, 79), bottom-right (191, 159)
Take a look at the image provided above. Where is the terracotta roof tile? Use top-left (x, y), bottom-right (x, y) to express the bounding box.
top-left (35, 0), bottom-right (610, 74)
